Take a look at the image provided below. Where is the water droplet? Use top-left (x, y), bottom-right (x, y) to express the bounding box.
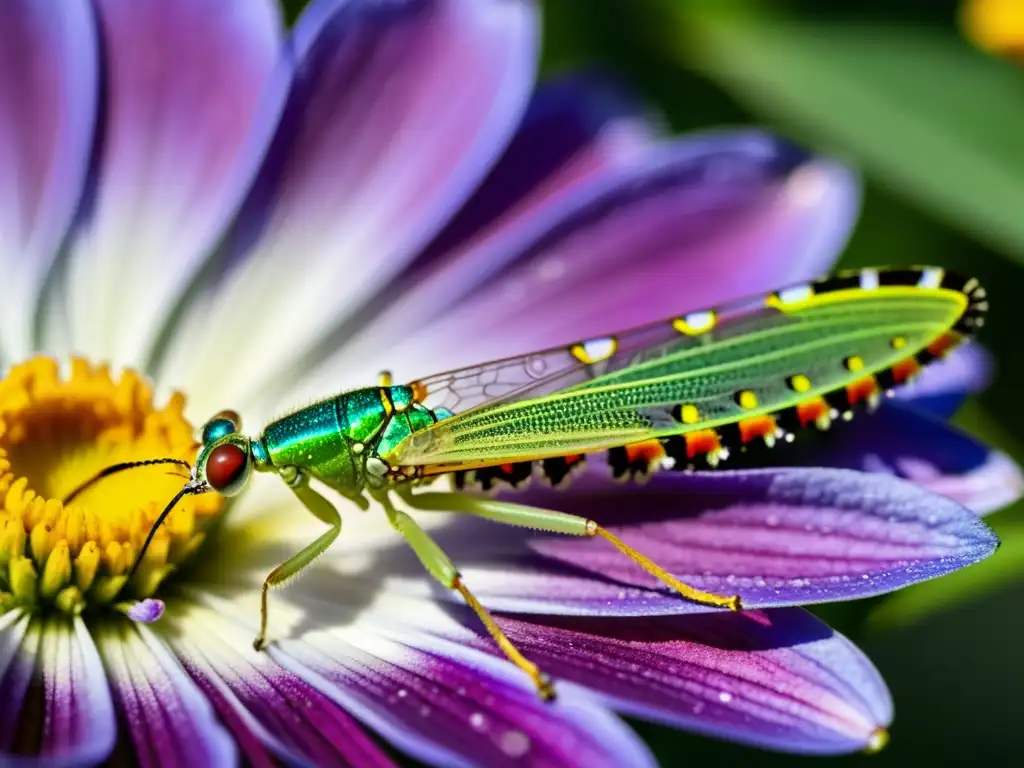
top-left (499, 730), bottom-right (531, 758)
top-left (419, 705), bottom-right (431, 717)
top-left (718, 692), bottom-right (733, 703)
top-left (397, 689), bottom-right (408, 698)
top-left (470, 712), bottom-right (487, 731)
top-left (766, 514), bottom-right (780, 527)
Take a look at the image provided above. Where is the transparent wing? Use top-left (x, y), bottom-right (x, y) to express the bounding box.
top-left (385, 267), bottom-right (985, 473)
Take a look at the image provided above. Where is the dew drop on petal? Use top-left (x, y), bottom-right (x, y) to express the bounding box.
top-left (718, 692), bottom-right (733, 703)
top-left (397, 689), bottom-right (408, 698)
top-left (499, 730), bottom-right (531, 758)
top-left (470, 712), bottom-right (487, 732)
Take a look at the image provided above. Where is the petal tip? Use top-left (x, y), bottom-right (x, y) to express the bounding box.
top-left (864, 726), bottom-right (890, 754)
top-left (124, 598), bottom-right (165, 623)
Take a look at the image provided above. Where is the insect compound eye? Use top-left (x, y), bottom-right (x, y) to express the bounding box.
top-left (201, 416), bottom-right (238, 445)
top-left (205, 442), bottom-right (250, 495)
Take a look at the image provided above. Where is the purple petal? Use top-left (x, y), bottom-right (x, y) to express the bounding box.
top-left (166, 0), bottom-right (538, 414)
top-left (59, 0), bottom-right (284, 365)
top-left (779, 403), bottom-right (1023, 517)
top-left (422, 72), bottom-right (658, 262)
top-left (893, 343), bottom-right (994, 418)
top-left (0, 0), bottom-right (96, 358)
top-left (428, 608), bottom-right (890, 755)
top-left (369, 132), bottom-right (860, 381)
top-left (95, 620), bottom-right (235, 768)
top-left (163, 605), bottom-right (397, 768)
top-left (283, 73), bottom-right (658, 403)
top-left (125, 599), bottom-right (165, 624)
top-left (270, 626), bottom-right (656, 768)
top-left (0, 613), bottom-right (116, 766)
top-left (376, 467), bottom-right (998, 616)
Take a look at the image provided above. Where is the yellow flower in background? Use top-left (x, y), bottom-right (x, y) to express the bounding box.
top-left (962, 0), bottom-right (1024, 59)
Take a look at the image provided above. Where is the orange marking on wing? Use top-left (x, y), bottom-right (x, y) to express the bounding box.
top-left (624, 440), bottom-right (667, 468)
top-left (685, 430), bottom-right (721, 459)
top-left (927, 332), bottom-right (960, 358)
top-left (796, 398), bottom-right (829, 427)
top-left (845, 376), bottom-right (879, 407)
top-left (890, 358), bottom-right (920, 385)
top-left (738, 415), bottom-right (777, 443)
top-left (563, 454), bottom-right (586, 467)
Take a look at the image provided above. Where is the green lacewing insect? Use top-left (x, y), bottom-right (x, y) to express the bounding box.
top-left (67, 265), bottom-right (987, 699)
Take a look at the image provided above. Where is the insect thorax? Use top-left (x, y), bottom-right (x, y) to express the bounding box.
top-left (258, 386), bottom-right (443, 495)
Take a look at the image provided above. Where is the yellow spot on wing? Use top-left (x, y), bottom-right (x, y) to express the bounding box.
top-left (737, 390), bottom-right (758, 409)
top-left (679, 404), bottom-right (700, 424)
top-left (844, 355), bottom-right (865, 372)
top-left (788, 374), bottom-right (812, 393)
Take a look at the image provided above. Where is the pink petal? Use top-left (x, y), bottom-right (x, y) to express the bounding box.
top-left (163, 604), bottom-right (397, 768)
top-left (371, 467), bottom-right (996, 616)
top-left (422, 72), bottom-right (658, 263)
top-left (95, 619), bottom-right (234, 767)
top-left (429, 608), bottom-right (891, 755)
top-left (165, 0), bottom-right (538, 416)
top-left (0, 613), bottom-right (116, 765)
top-left (59, 0), bottom-right (285, 365)
top-left (894, 343), bottom-right (994, 417)
top-left (285, 72), bottom-right (659, 405)
top-left (378, 132), bottom-right (860, 380)
top-left (0, 0), bottom-right (96, 358)
top-left (271, 625), bottom-right (656, 768)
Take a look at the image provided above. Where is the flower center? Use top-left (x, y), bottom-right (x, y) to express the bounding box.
top-left (0, 357), bottom-right (223, 617)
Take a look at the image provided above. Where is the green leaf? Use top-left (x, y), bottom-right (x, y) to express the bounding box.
top-left (673, 8), bottom-right (1024, 264)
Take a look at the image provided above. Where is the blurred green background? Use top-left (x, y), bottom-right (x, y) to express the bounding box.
top-left (283, 0), bottom-right (1024, 764)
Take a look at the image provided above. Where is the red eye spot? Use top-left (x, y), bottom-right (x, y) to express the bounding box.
top-left (206, 443), bottom-right (247, 491)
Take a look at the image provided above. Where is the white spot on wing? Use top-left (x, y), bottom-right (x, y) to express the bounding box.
top-left (571, 336), bottom-right (618, 364)
top-left (918, 268), bottom-right (943, 289)
top-left (860, 269), bottom-right (879, 290)
top-left (777, 284), bottom-right (813, 305)
top-left (684, 310), bottom-right (715, 333)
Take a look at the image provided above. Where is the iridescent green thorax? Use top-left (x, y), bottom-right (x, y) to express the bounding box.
top-left (257, 386), bottom-right (447, 496)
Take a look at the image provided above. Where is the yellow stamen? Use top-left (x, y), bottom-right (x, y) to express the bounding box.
top-left (0, 357), bottom-right (223, 615)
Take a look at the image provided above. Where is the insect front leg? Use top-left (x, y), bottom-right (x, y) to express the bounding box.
top-left (399, 489), bottom-right (741, 611)
top-left (373, 490), bottom-right (556, 701)
top-left (253, 466), bottom-right (342, 651)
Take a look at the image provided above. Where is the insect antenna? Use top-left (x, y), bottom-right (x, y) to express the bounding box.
top-left (62, 458), bottom-right (194, 504)
top-left (127, 482), bottom-right (205, 580)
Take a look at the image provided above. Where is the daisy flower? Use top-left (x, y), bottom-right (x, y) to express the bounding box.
top-left (0, 1), bottom-right (1016, 766)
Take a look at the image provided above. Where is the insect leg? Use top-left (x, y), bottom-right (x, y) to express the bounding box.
top-left (253, 467), bottom-right (342, 651)
top-left (401, 490), bottom-right (741, 611)
top-left (377, 493), bottom-right (556, 700)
